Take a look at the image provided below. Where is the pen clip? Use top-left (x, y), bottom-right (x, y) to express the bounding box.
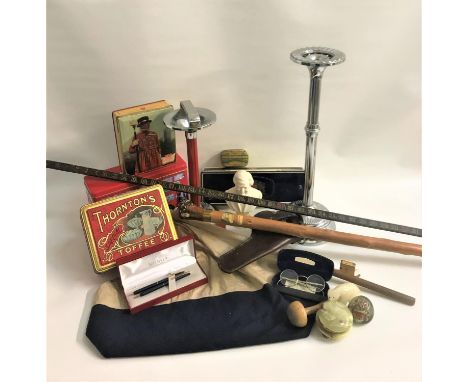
top-left (168, 272), bottom-right (177, 292)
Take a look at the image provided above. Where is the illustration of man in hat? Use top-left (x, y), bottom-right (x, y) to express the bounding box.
top-left (129, 116), bottom-right (163, 173)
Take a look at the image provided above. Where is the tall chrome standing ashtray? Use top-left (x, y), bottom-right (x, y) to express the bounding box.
top-left (290, 47), bottom-right (345, 239)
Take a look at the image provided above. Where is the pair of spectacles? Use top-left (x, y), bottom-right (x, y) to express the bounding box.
top-left (277, 269), bottom-right (325, 294)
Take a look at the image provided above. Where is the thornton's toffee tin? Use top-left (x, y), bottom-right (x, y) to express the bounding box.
top-left (80, 185), bottom-right (178, 273)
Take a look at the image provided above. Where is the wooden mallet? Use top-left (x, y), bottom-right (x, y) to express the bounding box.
top-left (287, 301), bottom-right (323, 327)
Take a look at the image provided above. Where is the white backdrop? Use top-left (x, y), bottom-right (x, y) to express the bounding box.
top-left (47, 1), bottom-right (421, 381)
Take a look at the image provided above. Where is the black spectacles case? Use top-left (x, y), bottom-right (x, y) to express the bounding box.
top-left (272, 249), bottom-right (334, 303)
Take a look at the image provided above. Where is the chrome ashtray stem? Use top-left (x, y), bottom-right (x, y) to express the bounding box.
top-left (303, 65), bottom-right (325, 209)
top-left (290, 47), bottom-right (345, 231)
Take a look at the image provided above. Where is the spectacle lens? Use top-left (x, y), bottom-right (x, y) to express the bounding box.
top-left (278, 269), bottom-right (298, 288)
top-left (306, 274), bottom-right (326, 293)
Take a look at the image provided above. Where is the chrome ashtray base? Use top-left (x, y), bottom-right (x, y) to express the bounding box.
top-left (292, 200), bottom-right (336, 246)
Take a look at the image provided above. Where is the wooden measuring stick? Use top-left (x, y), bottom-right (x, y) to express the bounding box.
top-left (182, 205), bottom-right (422, 257)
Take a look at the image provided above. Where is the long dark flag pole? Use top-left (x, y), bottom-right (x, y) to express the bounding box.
top-left (46, 160), bottom-right (422, 237)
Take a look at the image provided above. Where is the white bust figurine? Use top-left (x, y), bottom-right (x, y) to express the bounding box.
top-left (225, 170), bottom-right (263, 215)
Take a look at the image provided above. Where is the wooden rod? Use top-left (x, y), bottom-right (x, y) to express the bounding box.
top-left (183, 205), bottom-right (422, 257)
top-left (333, 269), bottom-right (416, 306)
top-left (305, 303), bottom-right (323, 315)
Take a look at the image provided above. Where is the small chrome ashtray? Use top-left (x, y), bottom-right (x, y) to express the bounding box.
top-left (290, 47), bottom-right (346, 67)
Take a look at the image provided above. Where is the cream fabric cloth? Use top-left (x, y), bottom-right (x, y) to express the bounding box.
top-left (94, 219), bottom-right (280, 309)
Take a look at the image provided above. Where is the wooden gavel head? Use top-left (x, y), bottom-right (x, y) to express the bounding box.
top-left (287, 301), bottom-right (323, 328)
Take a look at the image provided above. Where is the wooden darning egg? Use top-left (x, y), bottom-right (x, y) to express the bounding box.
top-left (287, 301), bottom-right (308, 327)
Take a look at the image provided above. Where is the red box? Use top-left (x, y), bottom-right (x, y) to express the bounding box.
top-left (83, 153), bottom-right (188, 206)
top-left (116, 236), bottom-right (208, 314)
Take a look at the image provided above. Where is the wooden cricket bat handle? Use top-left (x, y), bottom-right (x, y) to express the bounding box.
top-left (183, 205), bottom-right (422, 257)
